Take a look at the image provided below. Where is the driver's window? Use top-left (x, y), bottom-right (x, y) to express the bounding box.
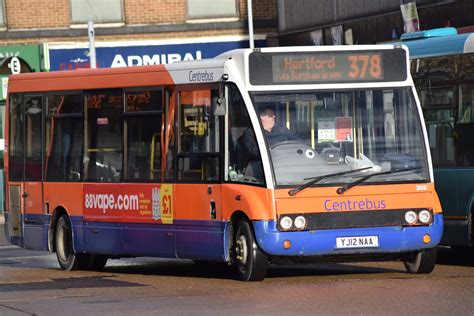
top-left (227, 85), bottom-right (264, 185)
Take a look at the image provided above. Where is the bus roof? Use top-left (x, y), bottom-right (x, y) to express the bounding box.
top-left (399, 31), bottom-right (474, 59)
top-left (7, 58), bottom-right (228, 93)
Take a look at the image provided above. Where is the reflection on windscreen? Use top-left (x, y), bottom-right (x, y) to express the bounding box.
top-left (249, 88), bottom-right (429, 186)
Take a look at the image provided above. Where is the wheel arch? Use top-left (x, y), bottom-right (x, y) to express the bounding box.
top-left (224, 210), bottom-right (251, 262)
top-left (230, 210), bottom-right (250, 226)
top-left (48, 205), bottom-right (69, 252)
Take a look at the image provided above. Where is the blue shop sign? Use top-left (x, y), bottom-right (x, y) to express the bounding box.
top-left (49, 39), bottom-right (266, 71)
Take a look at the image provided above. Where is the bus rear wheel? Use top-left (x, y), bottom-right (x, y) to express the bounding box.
top-left (403, 247), bottom-right (437, 274)
top-left (233, 219), bottom-right (268, 281)
top-left (55, 215), bottom-right (90, 271)
top-left (87, 255), bottom-right (108, 271)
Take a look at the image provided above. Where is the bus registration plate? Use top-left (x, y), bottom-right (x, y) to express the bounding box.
top-left (336, 236), bottom-right (379, 249)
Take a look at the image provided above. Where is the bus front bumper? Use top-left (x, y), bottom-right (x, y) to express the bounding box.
top-left (252, 214), bottom-right (443, 257)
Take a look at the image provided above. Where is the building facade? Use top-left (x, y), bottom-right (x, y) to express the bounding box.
top-left (0, 0), bottom-right (277, 71)
top-left (274, 0), bottom-right (474, 46)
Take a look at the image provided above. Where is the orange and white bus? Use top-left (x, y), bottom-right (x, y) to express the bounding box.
top-left (3, 45), bottom-right (443, 281)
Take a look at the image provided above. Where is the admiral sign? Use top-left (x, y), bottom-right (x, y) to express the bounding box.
top-left (48, 38), bottom-right (266, 71)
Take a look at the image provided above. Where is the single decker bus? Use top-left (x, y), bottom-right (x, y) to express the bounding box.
top-left (3, 45), bottom-right (443, 281)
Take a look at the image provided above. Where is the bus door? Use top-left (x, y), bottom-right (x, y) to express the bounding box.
top-left (174, 87), bottom-right (224, 260)
top-left (22, 95), bottom-right (45, 250)
top-left (9, 95), bottom-right (46, 250)
top-left (7, 94), bottom-right (23, 241)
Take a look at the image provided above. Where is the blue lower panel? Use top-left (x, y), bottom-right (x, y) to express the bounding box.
top-left (123, 223), bottom-right (175, 258)
top-left (175, 221), bottom-right (227, 261)
top-left (2, 213), bottom-right (49, 250)
top-left (73, 218), bottom-right (124, 256)
top-left (23, 214), bottom-right (50, 251)
top-left (72, 217), bottom-right (227, 260)
top-left (253, 214), bottom-right (444, 257)
top-left (23, 224), bottom-right (48, 251)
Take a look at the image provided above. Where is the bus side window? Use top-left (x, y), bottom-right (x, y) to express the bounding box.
top-left (45, 93), bottom-right (83, 182)
top-left (84, 89), bottom-right (123, 183)
top-left (8, 94), bottom-right (24, 181)
top-left (177, 88), bottom-right (221, 182)
top-left (227, 84), bottom-right (264, 185)
top-left (24, 95), bottom-right (44, 181)
top-left (124, 88), bottom-right (163, 182)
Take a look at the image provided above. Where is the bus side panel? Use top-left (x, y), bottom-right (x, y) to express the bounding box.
top-left (73, 217), bottom-right (124, 256)
top-left (123, 222), bottom-right (175, 258)
top-left (42, 182), bottom-right (124, 255)
top-left (22, 216), bottom-right (50, 251)
top-left (172, 184), bottom-right (226, 260)
top-left (174, 220), bottom-right (227, 261)
top-left (23, 182), bottom-right (48, 251)
top-left (221, 184), bottom-right (274, 221)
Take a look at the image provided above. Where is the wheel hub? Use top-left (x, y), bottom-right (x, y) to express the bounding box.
top-left (235, 235), bottom-right (248, 264)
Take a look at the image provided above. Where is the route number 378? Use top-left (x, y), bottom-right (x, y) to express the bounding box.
top-left (348, 55), bottom-right (382, 79)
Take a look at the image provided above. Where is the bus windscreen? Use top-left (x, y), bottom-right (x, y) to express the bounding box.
top-left (249, 49), bottom-right (407, 85)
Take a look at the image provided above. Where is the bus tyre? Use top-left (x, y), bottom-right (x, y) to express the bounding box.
top-left (88, 255), bottom-right (108, 271)
top-left (403, 247), bottom-right (437, 274)
top-left (55, 216), bottom-right (87, 271)
top-left (234, 220), bottom-right (268, 281)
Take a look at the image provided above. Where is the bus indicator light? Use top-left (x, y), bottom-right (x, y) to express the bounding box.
top-left (423, 235), bottom-right (431, 244)
top-left (283, 240), bottom-right (292, 250)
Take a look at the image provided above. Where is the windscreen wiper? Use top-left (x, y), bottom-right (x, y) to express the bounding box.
top-left (288, 166), bottom-right (372, 196)
top-left (336, 167), bottom-right (422, 195)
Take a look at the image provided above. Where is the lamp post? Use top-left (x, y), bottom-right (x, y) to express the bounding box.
top-left (247, 0), bottom-right (254, 48)
top-left (88, 21), bottom-right (97, 68)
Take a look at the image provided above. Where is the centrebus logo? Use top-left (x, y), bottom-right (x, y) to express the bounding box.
top-left (323, 198), bottom-right (387, 211)
top-left (84, 193), bottom-right (139, 213)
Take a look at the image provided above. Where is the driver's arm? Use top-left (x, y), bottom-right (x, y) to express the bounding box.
top-left (242, 128), bottom-right (260, 159)
top-left (279, 126), bottom-right (302, 142)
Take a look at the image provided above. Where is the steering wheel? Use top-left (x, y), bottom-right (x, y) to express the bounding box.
top-left (270, 141), bottom-right (319, 161)
top-left (270, 140), bottom-right (303, 150)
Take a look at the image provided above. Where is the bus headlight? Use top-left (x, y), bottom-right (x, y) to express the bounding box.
top-left (404, 211), bottom-right (418, 225)
top-left (279, 216), bottom-right (293, 231)
top-left (418, 210), bottom-right (432, 224)
top-left (293, 216), bottom-right (307, 230)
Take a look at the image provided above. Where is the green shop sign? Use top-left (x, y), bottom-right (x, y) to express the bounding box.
top-left (0, 44), bottom-right (43, 72)
top-left (0, 44), bottom-right (45, 101)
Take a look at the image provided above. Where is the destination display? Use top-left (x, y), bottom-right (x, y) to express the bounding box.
top-left (249, 49), bottom-right (407, 85)
top-left (125, 90), bottom-right (163, 112)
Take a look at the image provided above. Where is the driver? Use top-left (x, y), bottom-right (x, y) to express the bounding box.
top-left (242, 107), bottom-right (301, 159)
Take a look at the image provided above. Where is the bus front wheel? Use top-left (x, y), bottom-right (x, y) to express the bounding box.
top-left (55, 215), bottom-right (90, 271)
top-left (233, 219), bottom-right (268, 281)
top-left (403, 247), bottom-right (437, 274)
